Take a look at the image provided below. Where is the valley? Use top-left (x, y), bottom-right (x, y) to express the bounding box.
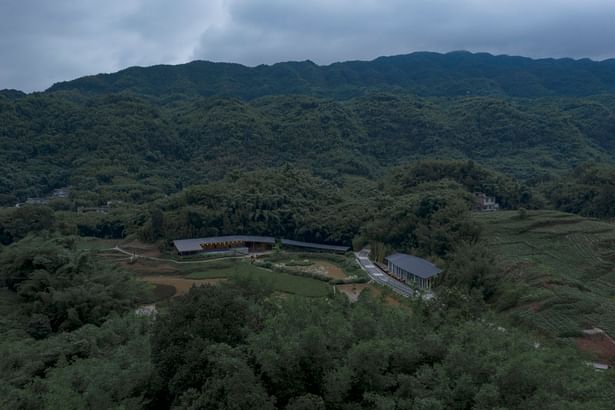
top-left (3, 51), bottom-right (615, 408)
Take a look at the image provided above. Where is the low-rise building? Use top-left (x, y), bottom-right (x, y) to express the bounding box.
top-left (173, 236), bottom-right (351, 256)
top-left (280, 239), bottom-right (349, 253)
top-left (385, 253), bottom-right (442, 289)
top-left (474, 192), bottom-right (499, 212)
top-left (51, 187), bottom-right (70, 198)
top-left (173, 235), bottom-right (276, 256)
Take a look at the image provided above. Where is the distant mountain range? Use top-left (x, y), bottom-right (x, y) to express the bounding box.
top-left (2, 51), bottom-right (615, 202)
top-left (46, 51), bottom-right (615, 99)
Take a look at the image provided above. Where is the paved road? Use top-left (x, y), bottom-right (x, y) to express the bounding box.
top-left (355, 248), bottom-right (433, 299)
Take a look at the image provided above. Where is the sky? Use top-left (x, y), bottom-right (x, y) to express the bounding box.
top-left (2, 0), bottom-right (615, 92)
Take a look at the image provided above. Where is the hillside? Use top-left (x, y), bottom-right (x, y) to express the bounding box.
top-left (4, 50), bottom-right (615, 408)
top-left (4, 51), bottom-right (615, 205)
top-left (46, 51), bottom-right (615, 99)
top-left (2, 91), bottom-right (615, 204)
top-left (476, 211), bottom-right (615, 347)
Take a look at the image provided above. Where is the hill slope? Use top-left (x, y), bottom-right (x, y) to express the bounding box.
top-left (46, 51), bottom-right (615, 99)
top-left (2, 92), bottom-right (615, 202)
top-left (477, 210), bottom-right (615, 344)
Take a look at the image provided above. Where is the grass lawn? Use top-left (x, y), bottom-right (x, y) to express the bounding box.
top-left (183, 260), bottom-right (331, 297)
top-left (475, 210), bottom-right (615, 338)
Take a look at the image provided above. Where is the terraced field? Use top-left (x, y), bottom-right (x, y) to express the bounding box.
top-left (475, 210), bottom-right (615, 339)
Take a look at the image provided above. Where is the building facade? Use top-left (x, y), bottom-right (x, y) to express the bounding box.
top-left (173, 236), bottom-right (350, 256)
top-left (173, 235), bottom-right (275, 256)
top-left (385, 253), bottom-right (441, 289)
top-left (474, 192), bottom-right (499, 212)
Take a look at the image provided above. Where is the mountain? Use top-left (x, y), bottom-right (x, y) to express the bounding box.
top-left (0, 89), bottom-right (26, 99)
top-left (46, 51), bottom-right (615, 99)
top-left (2, 51), bottom-right (615, 204)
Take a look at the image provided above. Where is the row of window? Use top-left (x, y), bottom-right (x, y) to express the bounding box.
top-left (387, 262), bottom-right (433, 289)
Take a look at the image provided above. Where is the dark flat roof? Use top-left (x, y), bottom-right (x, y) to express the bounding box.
top-left (385, 253), bottom-right (442, 279)
top-left (281, 239), bottom-right (350, 252)
top-left (173, 235), bottom-right (275, 253)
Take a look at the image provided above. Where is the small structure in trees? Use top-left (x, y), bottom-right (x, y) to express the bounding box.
top-left (474, 192), bottom-right (499, 212)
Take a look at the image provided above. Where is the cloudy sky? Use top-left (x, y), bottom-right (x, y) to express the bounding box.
top-left (2, 0), bottom-right (615, 92)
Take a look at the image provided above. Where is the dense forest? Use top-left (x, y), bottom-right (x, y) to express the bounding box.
top-left (3, 252), bottom-right (614, 409)
top-left (3, 52), bottom-right (615, 409)
top-left (2, 90), bottom-right (615, 205)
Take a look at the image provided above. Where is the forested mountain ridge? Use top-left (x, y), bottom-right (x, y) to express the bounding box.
top-left (46, 51), bottom-right (615, 99)
top-left (4, 51), bottom-right (615, 408)
top-left (2, 90), bottom-right (615, 204)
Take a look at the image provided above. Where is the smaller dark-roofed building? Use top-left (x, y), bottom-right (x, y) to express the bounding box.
top-left (385, 253), bottom-right (441, 289)
top-left (474, 192), bottom-right (499, 212)
top-left (280, 239), bottom-right (350, 253)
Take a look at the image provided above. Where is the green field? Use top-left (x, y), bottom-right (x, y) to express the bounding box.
top-left (178, 259), bottom-right (332, 297)
top-left (475, 210), bottom-right (615, 337)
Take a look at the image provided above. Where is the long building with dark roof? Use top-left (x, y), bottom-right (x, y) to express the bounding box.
top-left (173, 235), bottom-right (275, 256)
top-left (280, 239), bottom-right (349, 253)
top-left (173, 235), bottom-right (350, 256)
top-left (385, 253), bottom-right (442, 289)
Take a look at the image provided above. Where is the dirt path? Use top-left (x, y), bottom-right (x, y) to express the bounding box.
top-left (313, 261), bottom-right (347, 279)
top-left (121, 240), bottom-right (162, 257)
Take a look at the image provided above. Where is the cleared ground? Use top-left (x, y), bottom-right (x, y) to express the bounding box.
top-left (475, 210), bottom-right (615, 353)
top-left (83, 241), bottom-right (335, 299)
top-left (336, 283), bottom-right (404, 307)
top-left (337, 283), bottom-right (370, 302)
top-left (273, 258), bottom-right (348, 279)
top-left (576, 331), bottom-right (615, 365)
top-left (263, 252), bottom-right (366, 280)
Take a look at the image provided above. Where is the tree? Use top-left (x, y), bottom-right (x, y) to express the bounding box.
top-left (150, 208), bottom-right (164, 240)
top-left (174, 344), bottom-right (275, 410)
top-left (27, 314), bottom-right (52, 339)
top-left (442, 242), bottom-right (498, 300)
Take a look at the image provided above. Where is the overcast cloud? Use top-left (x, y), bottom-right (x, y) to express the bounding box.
top-left (2, 0), bottom-right (615, 92)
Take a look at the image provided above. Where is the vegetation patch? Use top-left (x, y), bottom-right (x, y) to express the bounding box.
top-left (336, 283), bottom-right (371, 302)
top-left (75, 237), bottom-right (118, 251)
top-left (148, 283), bottom-right (176, 302)
top-left (189, 267), bottom-right (330, 297)
top-left (140, 275), bottom-right (225, 297)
